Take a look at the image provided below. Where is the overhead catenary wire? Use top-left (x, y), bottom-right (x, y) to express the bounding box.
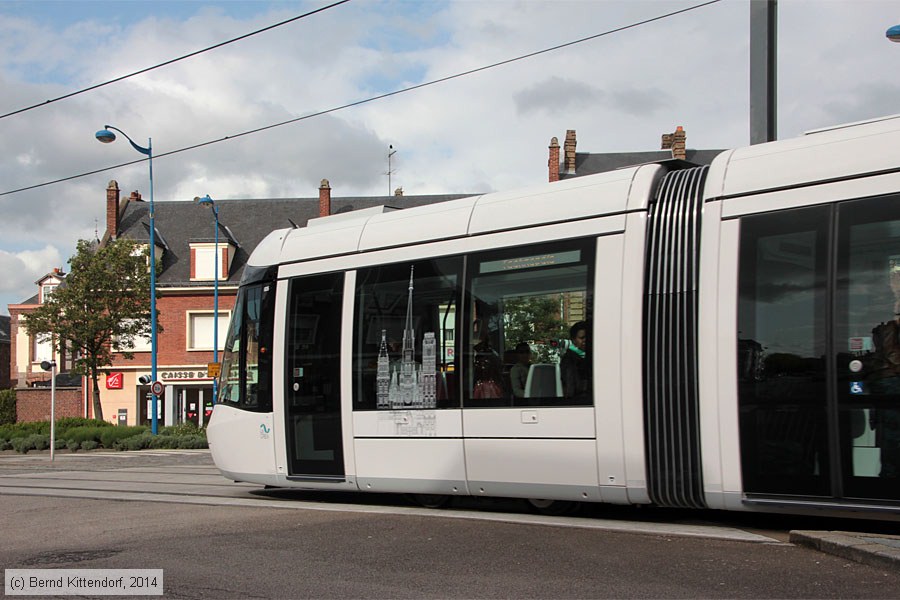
top-left (0, 0), bottom-right (351, 121)
top-left (0, 0), bottom-right (722, 198)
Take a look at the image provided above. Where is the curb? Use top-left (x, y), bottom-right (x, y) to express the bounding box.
top-left (790, 530), bottom-right (900, 570)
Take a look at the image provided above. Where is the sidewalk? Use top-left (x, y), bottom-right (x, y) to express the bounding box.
top-left (791, 530), bottom-right (900, 570)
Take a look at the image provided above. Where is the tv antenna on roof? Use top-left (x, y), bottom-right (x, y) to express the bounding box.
top-left (386, 145), bottom-right (397, 196)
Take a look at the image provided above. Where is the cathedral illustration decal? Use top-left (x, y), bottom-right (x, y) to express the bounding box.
top-left (376, 266), bottom-right (438, 409)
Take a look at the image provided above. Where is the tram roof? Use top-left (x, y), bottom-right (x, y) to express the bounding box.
top-left (706, 114), bottom-right (900, 201)
top-left (251, 163), bottom-right (665, 268)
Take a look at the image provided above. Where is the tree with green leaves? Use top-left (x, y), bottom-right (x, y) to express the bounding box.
top-left (503, 295), bottom-right (566, 362)
top-left (24, 238), bottom-right (156, 421)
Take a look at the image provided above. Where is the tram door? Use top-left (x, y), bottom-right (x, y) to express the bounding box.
top-left (737, 196), bottom-right (900, 502)
top-left (285, 273), bottom-right (345, 478)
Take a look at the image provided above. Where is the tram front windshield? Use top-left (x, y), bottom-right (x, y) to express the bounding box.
top-left (217, 282), bottom-right (274, 412)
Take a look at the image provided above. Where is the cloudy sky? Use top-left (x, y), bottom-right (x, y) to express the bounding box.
top-left (0, 0), bottom-right (897, 315)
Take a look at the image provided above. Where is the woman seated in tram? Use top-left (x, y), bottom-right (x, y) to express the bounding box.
top-left (560, 321), bottom-right (590, 402)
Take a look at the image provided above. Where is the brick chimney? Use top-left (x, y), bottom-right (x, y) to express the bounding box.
top-left (548, 137), bottom-right (560, 182)
top-left (564, 130), bottom-right (577, 175)
top-left (661, 126), bottom-right (687, 160)
top-left (319, 179), bottom-right (331, 217)
top-left (106, 180), bottom-right (120, 239)
top-left (394, 187), bottom-right (404, 197)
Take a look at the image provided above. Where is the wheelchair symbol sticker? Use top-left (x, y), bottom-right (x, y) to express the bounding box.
top-left (850, 381), bottom-right (865, 395)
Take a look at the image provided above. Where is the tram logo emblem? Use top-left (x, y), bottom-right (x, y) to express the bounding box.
top-left (259, 424), bottom-right (271, 439)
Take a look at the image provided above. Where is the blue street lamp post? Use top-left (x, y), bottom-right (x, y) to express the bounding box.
top-left (194, 195), bottom-right (219, 407)
top-left (95, 125), bottom-right (159, 435)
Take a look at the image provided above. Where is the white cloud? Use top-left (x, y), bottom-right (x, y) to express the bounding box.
top-left (0, 245), bottom-right (64, 298)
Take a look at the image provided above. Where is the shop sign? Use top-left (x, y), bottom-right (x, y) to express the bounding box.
top-left (160, 371), bottom-right (212, 381)
top-left (106, 372), bottom-right (124, 390)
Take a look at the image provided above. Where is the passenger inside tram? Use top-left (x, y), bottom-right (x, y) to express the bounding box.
top-left (560, 321), bottom-right (590, 401)
top-left (470, 302), bottom-right (505, 400)
top-left (509, 342), bottom-right (532, 399)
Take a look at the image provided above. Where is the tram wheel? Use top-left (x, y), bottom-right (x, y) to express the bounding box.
top-left (525, 498), bottom-right (579, 516)
top-left (408, 494), bottom-right (451, 509)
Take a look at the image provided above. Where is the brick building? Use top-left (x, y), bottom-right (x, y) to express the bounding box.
top-left (9, 180), bottom-right (474, 425)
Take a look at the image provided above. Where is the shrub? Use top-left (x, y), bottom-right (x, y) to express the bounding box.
top-left (0, 440), bottom-right (11, 451)
top-left (114, 432), bottom-right (153, 451)
top-left (0, 421), bottom-right (47, 442)
top-left (10, 437), bottom-right (32, 453)
top-left (11, 434), bottom-right (50, 453)
top-left (53, 438), bottom-right (66, 450)
top-left (66, 440), bottom-right (80, 452)
top-left (99, 426), bottom-right (148, 449)
top-left (29, 434), bottom-right (50, 451)
top-left (175, 435), bottom-right (208, 449)
top-left (64, 427), bottom-right (107, 446)
top-left (0, 389), bottom-right (15, 425)
top-left (56, 418), bottom-right (112, 437)
top-left (80, 440), bottom-right (99, 451)
top-left (160, 422), bottom-right (204, 437)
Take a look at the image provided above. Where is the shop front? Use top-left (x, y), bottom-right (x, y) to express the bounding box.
top-left (136, 368), bottom-right (216, 428)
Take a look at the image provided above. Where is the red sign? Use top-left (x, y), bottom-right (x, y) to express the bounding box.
top-left (106, 372), bottom-right (124, 390)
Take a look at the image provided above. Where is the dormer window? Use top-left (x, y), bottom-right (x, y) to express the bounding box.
top-left (41, 284), bottom-right (56, 303)
top-left (131, 243), bottom-right (162, 271)
top-left (190, 242), bottom-right (234, 281)
top-left (37, 270), bottom-right (64, 303)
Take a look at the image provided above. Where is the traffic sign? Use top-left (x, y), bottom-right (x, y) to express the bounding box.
top-left (150, 381), bottom-right (164, 397)
top-left (207, 362), bottom-right (221, 378)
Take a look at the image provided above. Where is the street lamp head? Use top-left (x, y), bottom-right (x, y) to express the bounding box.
top-left (888, 24), bottom-right (900, 43)
top-left (40, 360), bottom-right (56, 372)
top-left (95, 128), bottom-right (116, 143)
top-left (194, 195), bottom-right (215, 208)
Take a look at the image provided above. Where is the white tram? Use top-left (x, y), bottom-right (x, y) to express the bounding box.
top-left (208, 115), bottom-right (900, 519)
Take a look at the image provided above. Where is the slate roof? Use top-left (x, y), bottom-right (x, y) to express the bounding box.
top-left (0, 315), bottom-right (9, 344)
top-left (117, 194), bottom-right (479, 287)
top-left (11, 293), bottom-right (39, 307)
top-left (560, 149), bottom-right (725, 180)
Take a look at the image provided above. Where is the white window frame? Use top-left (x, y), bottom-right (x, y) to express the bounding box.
top-left (187, 310), bottom-right (232, 351)
top-left (40, 284), bottom-right (57, 304)
top-left (32, 332), bottom-right (53, 364)
top-left (191, 243), bottom-right (226, 282)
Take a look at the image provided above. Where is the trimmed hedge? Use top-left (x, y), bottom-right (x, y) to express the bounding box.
top-left (0, 419), bottom-right (206, 453)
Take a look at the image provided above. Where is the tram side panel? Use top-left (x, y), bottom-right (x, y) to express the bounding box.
top-left (696, 197), bottom-right (743, 511)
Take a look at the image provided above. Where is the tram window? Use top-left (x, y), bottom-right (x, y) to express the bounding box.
top-left (218, 283), bottom-right (275, 412)
top-left (353, 257), bottom-right (462, 410)
top-left (737, 206), bottom-right (830, 496)
top-left (465, 240), bottom-right (594, 408)
top-left (836, 196), bottom-right (900, 499)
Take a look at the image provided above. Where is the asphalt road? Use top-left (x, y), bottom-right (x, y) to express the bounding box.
top-left (0, 450), bottom-right (898, 599)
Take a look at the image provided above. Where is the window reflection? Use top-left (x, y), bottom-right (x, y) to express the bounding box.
top-left (466, 241), bottom-right (594, 407)
top-left (837, 199), bottom-right (900, 497)
top-left (737, 206), bottom-right (830, 496)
